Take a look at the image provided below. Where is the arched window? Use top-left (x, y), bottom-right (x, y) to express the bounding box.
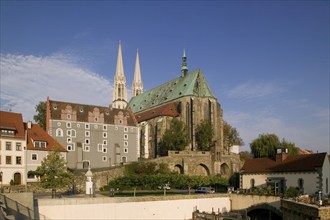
top-left (250, 179), bottom-right (255, 188)
top-left (56, 128), bottom-right (63, 137)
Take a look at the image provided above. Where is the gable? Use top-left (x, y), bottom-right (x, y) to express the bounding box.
top-left (128, 69), bottom-right (214, 114)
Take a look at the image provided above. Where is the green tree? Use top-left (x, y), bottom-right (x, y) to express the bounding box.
top-left (239, 151), bottom-right (252, 163)
top-left (161, 118), bottom-right (190, 152)
top-left (250, 133), bottom-right (299, 158)
top-left (36, 147), bottom-right (73, 198)
top-left (195, 120), bottom-right (214, 151)
top-left (223, 121), bottom-right (244, 150)
top-left (34, 101), bottom-right (46, 130)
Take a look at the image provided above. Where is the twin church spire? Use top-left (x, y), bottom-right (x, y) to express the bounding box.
top-left (112, 41), bottom-right (143, 109)
top-left (112, 41), bottom-right (188, 109)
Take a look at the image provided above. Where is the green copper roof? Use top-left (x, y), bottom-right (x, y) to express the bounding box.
top-left (128, 69), bottom-right (215, 113)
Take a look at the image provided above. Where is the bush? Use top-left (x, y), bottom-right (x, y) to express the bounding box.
top-left (285, 187), bottom-right (301, 198)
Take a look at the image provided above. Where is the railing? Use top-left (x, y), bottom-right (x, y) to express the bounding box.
top-left (0, 194), bottom-right (51, 220)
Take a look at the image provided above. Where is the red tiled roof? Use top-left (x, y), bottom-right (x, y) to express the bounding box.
top-left (135, 102), bottom-right (180, 122)
top-left (0, 111), bottom-right (25, 139)
top-left (241, 153), bottom-right (327, 174)
top-left (25, 123), bottom-right (67, 152)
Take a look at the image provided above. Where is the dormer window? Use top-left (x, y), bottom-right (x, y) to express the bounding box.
top-left (34, 141), bottom-right (46, 148)
top-left (1, 129), bottom-right (15, 137)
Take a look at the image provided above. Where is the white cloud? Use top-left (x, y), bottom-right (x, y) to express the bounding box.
top-left (226, 81), bottom-right (284, 100)
top-left (0, 53), bottom-right (113, 122)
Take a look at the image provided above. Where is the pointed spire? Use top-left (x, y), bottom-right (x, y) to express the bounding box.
top-left (115, 40), bottom-right (125, 78)
top-left (181, 49), bottom-right (188, 77)
top-left (132, 49), bottom-right (143, 97)
top-left (112, 40), bottom-right (128, 109)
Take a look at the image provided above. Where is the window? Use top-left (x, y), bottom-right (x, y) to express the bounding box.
top-left (67, 130), bottom-right (71, 137)
top-left (103, 140), bottom-right (107, 145)
top-left (67, 144), bottom-right (75, 151)
top-left (85, 131), bottom-right (90, 137)
top-left (103, 125), bottom-right (107, 131)
top-left (124, 141), bottom-right (128, 147)
top-left (124, 134), bottom-right (128, 140)
top-left (67, 114), bottom-right (71, 119)
top-left (298, 178), bottom-right (304, 193)
top-left (121, 156), bottom-right (127, 163)
top-left (77, 123), bottom-right (80, 128)
top-left (71, 129), bottom-right (76, 137)
top-left (56, 128), bottom-right (63, 137)
top-left (124, 148), bottom-right (128, 153)
top-left (32, 154), bottom-right (37, 161)
top-left (103, 132), bottom-right (107, 138)
top-left (6, 156), bottom-right (12, 164)
top-left (83, 145), bottom-right (90, 152)
top-left (102, 156), bottom-right (107, 162)
top-left (6, 142), bottom-right (12, 150)
top-left (16, 143), bottom-right (22, 151)
top-left (102, 147), bottom-right (107, 153)
top-left (250, 179), bottom-right (255, 188)
top-left (67, 138), bottom-right (72, 143)
top-left (124, 127), bottom-right (128, 132)
top-left (16, 156), bottom-right (22, 165)
top-left (94, 124), bottom-right (98, 129)
top-left (57, 122), bottom-right (61, 126)
top-left (98, 144), bottom-right (103, 152)
top-left (34, 141), bottom-right (46, 148)
top-left (85, 124), bottom-right (90, 130)
top-left (85, 139), bottom-right (90, 144)
top-left (66, 122), bottom-right (71, 128)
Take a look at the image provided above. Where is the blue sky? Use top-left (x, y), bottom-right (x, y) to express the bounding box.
top-left (1, 1), bottom-right (329, 153)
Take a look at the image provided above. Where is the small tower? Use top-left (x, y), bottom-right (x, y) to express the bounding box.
top-left (132, 49), bottom-right (143, 97)
top-left (112, 41), bottom-right (128, 109)
top-left (181, 49), bottom-right (188, 77)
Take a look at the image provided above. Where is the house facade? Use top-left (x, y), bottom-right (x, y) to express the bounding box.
top-left (0, 111), bottom-right (26, 186)
top-left (25, 121), bottom-right (67, 183)
top-left (0, 111), bottom-right (67, 186)
top-left (240, 149), bottom-right (330, 195)
top-left (46, 98), bottom-right (140, 169)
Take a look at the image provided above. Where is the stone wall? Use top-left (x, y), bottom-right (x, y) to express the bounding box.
top-left (282, 199), bottom-right (330, 220)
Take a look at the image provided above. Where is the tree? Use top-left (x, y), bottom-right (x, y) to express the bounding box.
top-left (239, 151), bottom-right (252, 162)
top-left (34, 101), bottom-right (46, 130)
top-left (250, 133), bottom-right (299, 158)
top-left (36, 147), bottom-right (73, 198)
top-left (195, 120), bottom-right (214, 151)
top-left (160, 118), bottom-right (190, 152)
top-left (223, 121), bottom-right (244, 150)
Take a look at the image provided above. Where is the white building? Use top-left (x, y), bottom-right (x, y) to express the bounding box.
top-left (240, 149), bottom-right (330, 195)
top-left (0, 111), bottom-right (27, 186)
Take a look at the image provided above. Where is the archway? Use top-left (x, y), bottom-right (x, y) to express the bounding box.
top-left (14, 172), bottom-right (21, 185)
top-left (220, 163), bottom-right (230, 177)
top-left (174, 164), bottom-right (184, 174)
top-left (195, 163), bottom-right (210, 176)
top-left (247, 203), bottom-right (282, 220)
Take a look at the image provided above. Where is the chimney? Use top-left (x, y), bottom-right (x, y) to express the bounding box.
top-left (27, 121), bottom-right (32, 129)
top-left (276, 148), bottom-right (288, 162)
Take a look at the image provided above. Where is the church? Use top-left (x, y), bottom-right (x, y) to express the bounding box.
top-left (113, 41), bottom-right (241, 176)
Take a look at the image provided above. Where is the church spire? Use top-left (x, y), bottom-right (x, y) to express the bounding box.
top-left (181, 49), bottom-right (188, 77)
top-left (132, 49), bottom-right (143, 97)
top-left (112, 40), bottom-right (128, 109)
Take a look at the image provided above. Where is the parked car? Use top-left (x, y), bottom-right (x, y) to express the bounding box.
top-left (195, 186), bottom-right (215, 194)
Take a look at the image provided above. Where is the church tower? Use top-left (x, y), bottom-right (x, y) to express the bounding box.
top-left (112, 41), bottom-right (128, 109)
top-left (132, 49), bottom-right (143, 97)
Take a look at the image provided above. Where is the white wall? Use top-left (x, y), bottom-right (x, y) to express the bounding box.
top-left (242, 172), bottom-right (319, 195)
top-left (322, 157), bottom-right (330, 195)
top-left (38, 196), bottom-right (230, 220)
